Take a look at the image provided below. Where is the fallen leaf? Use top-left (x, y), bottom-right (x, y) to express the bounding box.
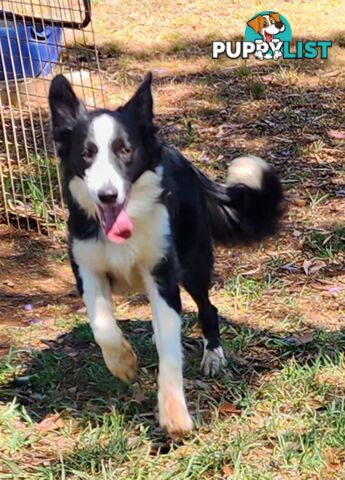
top-left (303, 259), bottom-right (313, 275)
top-left (281, 263), bottom-right (298, 273)
top-left (63, 345), bottom-right (79, 358)
top-left (219, 402), bottom-right (240, 415)
top-left (35, 413), bottom-right (65, 433)
top-left (29, 317), bottom-right (41, 325)
top-left (323, 70), bottom-right (340, 78)
top-left (133, 389), bottom-right (148, 403)
top-left (309, 261), bottom-right (326, 275)
top-left (242, 267), bottom-right (261, 276)
top-left (175, 445), bottom-right (196, 457)
top-left (327, 285), bottom-right (343, 294)
top-left (261, 74), bottom-right (274, 83)
top-left (293, 198), bottom-right (307, 207)
top-left (294, 333), bottom-right (314, 346)
top-left (0, 343), bottom-right (10, 355)
top-left (223, 465), bottom-right (233, 477)
top-left (327, 130), bottom-right (345, 139)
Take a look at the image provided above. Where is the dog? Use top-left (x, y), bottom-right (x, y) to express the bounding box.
top-left (48, 73), bottom-right (283, 436)
top-left (247, 12), bottom-right (285, 43)
top-left (247, 12), bottom-right (285, 60)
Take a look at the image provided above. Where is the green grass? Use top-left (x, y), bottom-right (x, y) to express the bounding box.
top-left (235, 63), bottom-right (251, 78)
top-left (224, 274), bottom-right (284, 311)
top-left (306, 227), bottom-right (345, 258)
top-left (249, 82), bottom-right (266, 100)
top-left (3, 154), bottom-right (63, 224)
top-left (1, 319), bottom-right (345, 478)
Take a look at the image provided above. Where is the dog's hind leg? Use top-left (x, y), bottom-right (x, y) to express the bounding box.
top-left (182, 250), bottom-right (227, 377)
top-left (141, 259), bottom-right (193, 437)
top-left (79, 268), bottom-right (137, 382)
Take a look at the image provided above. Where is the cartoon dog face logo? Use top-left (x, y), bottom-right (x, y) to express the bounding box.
top-left (247, 12), bottom-right (285, 42)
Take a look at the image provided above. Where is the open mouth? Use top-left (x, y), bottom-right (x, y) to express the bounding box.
top-left (264, 31), bottom-right (273, 42)
top-left (97, 200), bottom-right (133, 244)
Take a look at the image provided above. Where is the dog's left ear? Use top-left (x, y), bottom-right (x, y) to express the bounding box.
top-left (122, 72), bottom-right (153, 126)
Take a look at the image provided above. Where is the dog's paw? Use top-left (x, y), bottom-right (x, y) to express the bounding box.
top-left (201, 345), bottom-right (227, 377)
top-left (254, 50), bottom-right (264, 61)
top-left (159, 386), bottom-right (193, 437)
top-left (102, 337), bottom-right (137, 382)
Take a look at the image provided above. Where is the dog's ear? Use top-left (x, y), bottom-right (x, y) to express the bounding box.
top-left (247, 15), bottom-right (264, 33)
top-left (49, 74), bottom-right (87, 142)
top-left (122, 72), bottom-right (153, 126)
top-left (270, 12), bottom-right (281, 23)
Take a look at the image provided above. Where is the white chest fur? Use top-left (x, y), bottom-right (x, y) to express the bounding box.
top-left (72, 169), bottom-right (170, 291)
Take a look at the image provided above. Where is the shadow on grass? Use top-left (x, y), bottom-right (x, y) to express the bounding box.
top-left (146, 62), bottom-right (345, 204)
top-left (1, 310), bottom-right (345, 475)
top-left (2, 316), bottom-right (345, 421)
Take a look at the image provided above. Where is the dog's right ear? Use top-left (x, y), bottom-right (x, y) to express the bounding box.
top-left (247, 15), bottom-right (263, 34)
top-left (49, 75), bottom-right (87, 142)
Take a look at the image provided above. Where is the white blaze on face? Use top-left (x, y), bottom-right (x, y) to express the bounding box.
top-left (85, 114), bottom-right (127, 204)
top-left (263, 14), bottom-right (281, 35)
top-left (263, 14), bottom-right (271, 25)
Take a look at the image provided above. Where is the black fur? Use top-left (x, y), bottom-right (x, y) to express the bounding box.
top-left (152, 252), bottom-right (182, 313)
top-left (68, 244), bottom-right (83, 296)
top-left (49, 72), bottom-right (283, 360)
top-left (190, 162), bottom-right (283, 245)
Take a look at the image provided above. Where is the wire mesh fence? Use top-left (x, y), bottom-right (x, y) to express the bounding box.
top-left (0, 0), bottom-right (104, 236)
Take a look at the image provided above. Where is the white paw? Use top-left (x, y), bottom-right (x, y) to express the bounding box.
top-left (254, 50), bottom-right (264, 61)
top-left (101, 337), bottom-right (137, 382)
top-left (158, 385), bottom-right (193, 437)
top-left (201, 345), bottom-right (227, 377)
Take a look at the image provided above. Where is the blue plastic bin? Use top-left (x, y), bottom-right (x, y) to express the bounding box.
top-left (0, 20), bottom-right (62, 80)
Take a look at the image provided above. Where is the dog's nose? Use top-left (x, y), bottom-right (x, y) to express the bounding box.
top-left (275, 21), bottom-right (283, 29)
top-left (98, 189), bottom-right (118, 204)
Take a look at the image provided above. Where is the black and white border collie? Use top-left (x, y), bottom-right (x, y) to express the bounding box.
top-left (49, 73), bottom-right (283, 436)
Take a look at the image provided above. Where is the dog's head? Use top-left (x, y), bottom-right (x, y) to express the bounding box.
top-left (247, 12), bottom-right (285, 42)
top-left (49, 73), bottom-right (159, 243)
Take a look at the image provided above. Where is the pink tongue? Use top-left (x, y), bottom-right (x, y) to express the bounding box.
top-left (265, 32), bottom-right (272, 42)
top-left (105, 207), bottom-right (133, 244)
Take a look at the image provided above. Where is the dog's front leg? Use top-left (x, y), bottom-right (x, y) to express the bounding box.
top-left (79, 268), bottom-right (137, 382)
top-left (141, 264), bottom-right (193, 436)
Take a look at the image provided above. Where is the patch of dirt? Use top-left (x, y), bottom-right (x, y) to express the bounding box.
top-left (0, 225), bottom-right (78, 327)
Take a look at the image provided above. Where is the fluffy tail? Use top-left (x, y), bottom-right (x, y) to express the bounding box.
top-left (195, 155), bottom-right (283, 246)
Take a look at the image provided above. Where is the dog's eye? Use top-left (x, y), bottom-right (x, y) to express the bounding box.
top-left (118, 146), bottom-right (131, 160)
top-left (82, 142), bottom-right (98, 162)
top-left (112, 140), bottom-right (132, 162)
top-left (263, 21), bottom-right (268, 26)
